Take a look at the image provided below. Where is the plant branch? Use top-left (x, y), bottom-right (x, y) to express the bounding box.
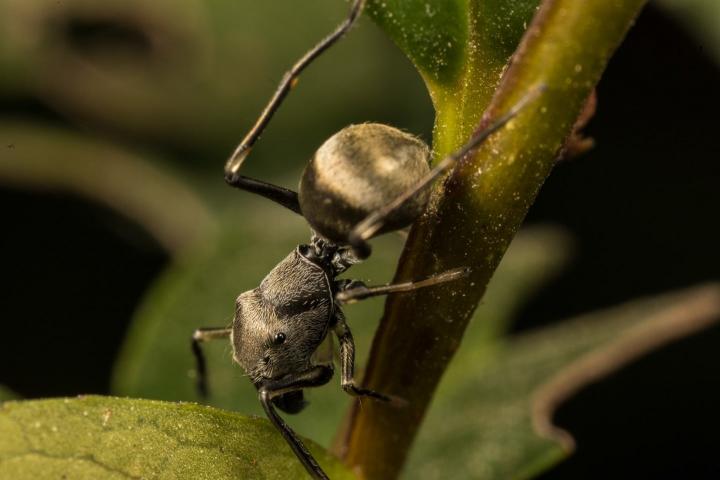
top-left (339, 0), bottom-right (648, 478)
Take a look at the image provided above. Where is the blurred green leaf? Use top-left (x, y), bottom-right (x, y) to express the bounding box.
top-left (0, 386), bottom-right (18, 402)
top-left (0, 0), bottom-right (431, 162)
top-left (0, 121), bottom-right (215, 254)
top-left (0, 396), bottom-right (354, 479)
top-left (405, 284), bottom-right (720, 479)
top-left (659, 0), bottom-right (720, 65)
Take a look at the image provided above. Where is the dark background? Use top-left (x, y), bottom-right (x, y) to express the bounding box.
top-left (0, 3), bottom-right (718, 478)
top-left (527, 7), bottom-right (720, 478)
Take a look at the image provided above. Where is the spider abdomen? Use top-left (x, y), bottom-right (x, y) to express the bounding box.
top-left (299, 123), bottom-right (431, 243)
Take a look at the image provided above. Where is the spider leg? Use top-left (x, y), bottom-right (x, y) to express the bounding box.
top-left (258, 366), bottom-right (334, 480)
top-left (191, 327), bottom-right (231, 398)
top-left (332, 312), bottom-right (402, 404)
top-left (335, 267), bottom-right (470, 304)
top-left (224, 0), bottom-right (366, 214)
top-left (347, 85), bottom-right (545, 257)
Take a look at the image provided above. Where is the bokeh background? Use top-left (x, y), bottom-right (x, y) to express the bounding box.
top-left (1, 0), bottom-right (719, 478)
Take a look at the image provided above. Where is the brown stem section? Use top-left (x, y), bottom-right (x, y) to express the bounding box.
top-left (338, 0), bottom-right (648, 478)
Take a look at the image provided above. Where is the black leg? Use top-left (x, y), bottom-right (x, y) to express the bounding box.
top-left (348, 84), bottom-right (545, 250)
top-left (335, 266), bottom-right (471, 304)
top-left (226, 175), bottom-right (301, 215)
top-left (258, 365), bottom-right (334, 480)
top-left (333, 313), bottom-right (394, 403)
top-left (191, 327), bottom-right (231, 399)
top-left (224, 0), bottom-right (366, 214)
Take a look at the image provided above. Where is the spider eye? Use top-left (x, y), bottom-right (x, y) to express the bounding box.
top-left (273, 332), bottom-right (286, 345)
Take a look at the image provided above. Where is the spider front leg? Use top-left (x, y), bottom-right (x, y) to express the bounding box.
top-left (223, 0), bottom-right (366, 216)
top-left (335, 267), bottom-right (470, 304)
top-left (191, 327), bottom-right (231, 398)
top-left (258, 365), bottom-right (334, 480)
top-left (224, 174), bottom-right (302, 214)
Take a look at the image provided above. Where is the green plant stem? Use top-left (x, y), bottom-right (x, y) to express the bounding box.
top-left (340, 1), bottom-right (648, 478)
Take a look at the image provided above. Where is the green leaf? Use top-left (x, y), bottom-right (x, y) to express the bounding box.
top-left (659, 0), bottom-right (720, 65)
top-left (0, 121), bottom-right (215, 254)
top-left (0, 396), bottom-right (355, 479)
top-left (0, 386), bottom-right (18, 402)
top-left (0, 0), bottom-right (430, 161)
top-left (404, 284), bottom-right (720, 479)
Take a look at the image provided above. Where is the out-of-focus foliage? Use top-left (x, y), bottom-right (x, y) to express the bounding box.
top-left (0, 121), bottom-right (215, 253)
top-left (0, 396), bottom-right (355, 479)
top-left (0, 3), bottom-right (434, 472)
top-left (406, 284), bottom-right (720, 479)
top-left (1, 0), bottom-right (719, 479)
top-left (0, 0), bottom-right (432, 166)
top-left (0, 386), bottom-right (17, 402)
top-left (659, 0), bottom-right (720, 64)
